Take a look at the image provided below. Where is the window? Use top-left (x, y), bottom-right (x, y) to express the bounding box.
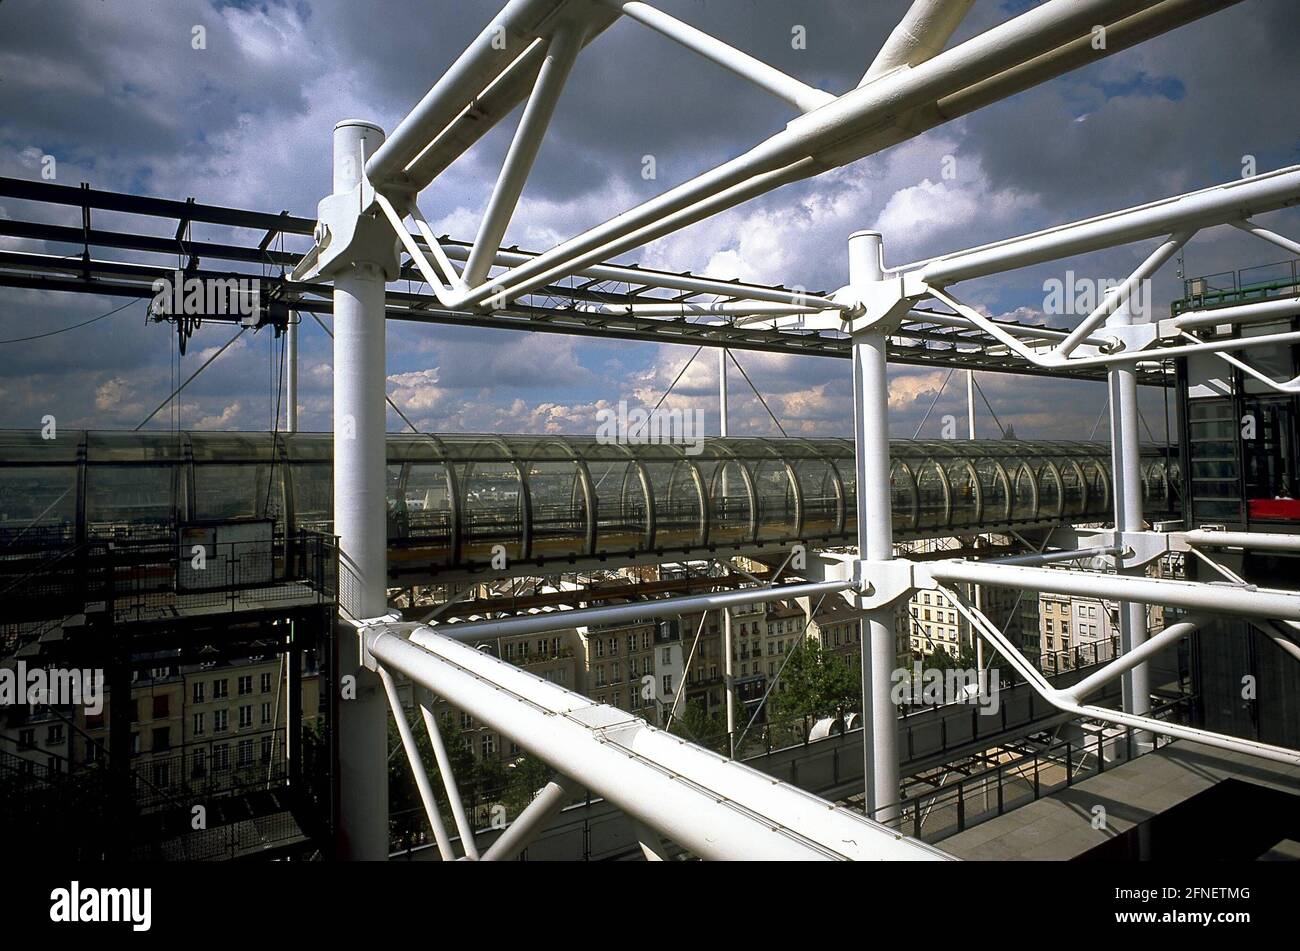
top-left (238, 675), bottom-right (252, 696)
top-left (260, 672), bottom-right (273, 693)
top-left (608, 637), bottom-right (618, 655)
top-left (192, 682), bottom-right (205, 704)
top-left (238, 705), bottom-right (252, 729)
top-left (662, 647), bottom-right (671, 663)
top-left (212, 744), bottom-right (229, 771)
top-left (237, 739), bottom-right (254, 768)
top-left (595, 640), bottom-right (605, 659)
top-left (46, 724), bottom-right (64, 745)
top-left (261, 735), bottom-right (273, 764)
top-left (212, 679), bottom-right (228, 700)
top-left (152, 727), bottom-right (170, 753)
top-left (193, 712), bottom-right (206, 736)
top-left (261, 702), bottom-right (272, 725)
top-left (153, 695), bottom-right (169, 719)
top-left (191, 749), bottom-right (207, 778)
top-left (460, 712), bottom-right (472, 729)
top-left (152, 761), bottom-right (170, 787)
top-left (662, 674), bottom-right (672, 696)
top-left (213, 709), bottom-right (228, 733)
top-left (18, 728), bottom-right (34, 750)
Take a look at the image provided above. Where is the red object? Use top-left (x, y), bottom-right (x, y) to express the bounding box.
top-left (1248, 498), bottom-right (1300, 520)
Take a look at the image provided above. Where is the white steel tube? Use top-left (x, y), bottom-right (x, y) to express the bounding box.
top-left (418, 695), bottom-right (480, 859)
top-left (719, 346), bottom-right (736, 755)
top-left (1184, 529), bottom-right (1300, 552)
top-left (930, 561), bottom-right (1300, 621)
top-left (1065, 618), bottom-right (1201, 701)
top-left (437, 232), bottom-right (838, 309)
top-left (863, 0), bottom-right (975, 83)
top-left (1108, 303), bottom-right (1150, 722)
top-left (987, 545), bottom-right (1121, 567)
top-left (480, 777), bottom-right (577, 861)
top-left (1055, 696), bottom-right (1300, 766)
top-left (943, 586), bottom-right (1300, 766)
top-left (1056, 231), bottom-right (1191, 357)
top-left (368, 628), bottom-right (950, 860)
top-left (1232, 218), bottom-right (1300, 257)
top-left (608, 1), bottom-right (832, 113)
top-left (915, 165), bottom-right (1300, 286)
top-left (332, 119), bottom-right (390, 861)
top-left (1173, 295), bottom-right (1300, 330)
top-left (930, 285), bottom-right (1300, 369)
top-left (576, 300), bottom-right (822, 317)
top-left (434, 579), bottom-right (852, 644)
top-left (464, 22), bottom-right (585, 287)
top-left (456, 0), bottom-right (1150, 309)
top-left (365, 0), bottom-right (572, 183)
top-left (379, 668), bottom-right (455, 861)
top-left (848, 231), bottom-right (901, 822)
top-left (286, 314), bottom-right (297, 432)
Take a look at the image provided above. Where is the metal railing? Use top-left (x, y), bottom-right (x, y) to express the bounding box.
top-left (1, 530), bottom-right (336, 633)
top-left (872, 695), bottom-right (1196, 843)
top-left (1173, 257), bottom-right (1300, 315)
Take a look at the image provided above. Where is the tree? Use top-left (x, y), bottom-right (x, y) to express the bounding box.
top-left (667, 699), bottom-right (728, 752)
top-left (769, 640), bottom-right (860, 726)
top-left (919, 643), bottom-right (979, 673)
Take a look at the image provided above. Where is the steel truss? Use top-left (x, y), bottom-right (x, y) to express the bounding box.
top-left (0, 175), bottom-right (1167, 381)
top-left (6, 0), bottom-right (1299, 860)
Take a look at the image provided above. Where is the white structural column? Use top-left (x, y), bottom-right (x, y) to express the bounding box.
top-left (719, 346), bottom-right (736, 756)
top-left (286, 315), bottom-right (298, 432)
top-left (332, 119), bottom-right (391, 860)
top-left (1106, 302), bottom-right (1150, 728)
top-left (848, 230), bottom-right (900, 822)
top-left (966, 368), bottom-right (984, 671)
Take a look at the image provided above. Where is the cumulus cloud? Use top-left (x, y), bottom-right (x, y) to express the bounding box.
top-left (0, 0), bottom-right (1292, 443)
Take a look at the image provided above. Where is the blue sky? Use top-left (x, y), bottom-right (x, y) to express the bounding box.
top-left (1, 0), bottom-right (1298, 440)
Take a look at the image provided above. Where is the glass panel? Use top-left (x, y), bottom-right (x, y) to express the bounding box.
top-left (1010, 463), bottom-right (1036, 521)
top-left (1060, 462), bottom-right (1086, 517)
top-left (976, 460), bottom-right (1009, 525)
top-left (706, 460), bottom-right (752, 545)
top-left (454, 438), bottom-right (524, 564)
top-left (915, 460), bottom-right (949, 531)
top-left (85, 466), bottom-right (175, 537)
top-left (1081, 459), bottom-right (1109, 517)
top-left (525, 452), bottom-right (589, 558)
top-left (889, 462), bottom-right (917, 535)
top-left (584, 446), bottom-right (647, 554)
top-left (946, 461), bottom-right (979, 528)
top-left (289, 463), bottom-right (332, 534)
top-left (752, 459), bottom-right (797, 541)
top-left (0, 466), bottom-right (77, 543)
top-left (1036, 462), bottom-right (1062, 517)
top-left (193, 464), bottom-right (285, 532)
top-left (386, 462), bottom-right (454, 570)
top-left (794, 458), bottom-right (841, 537)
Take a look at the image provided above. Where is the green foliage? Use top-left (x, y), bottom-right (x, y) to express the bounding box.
top-left (769, 639), bottom-right (860, 724)
top-left (667, 699), bottom-right (728, 752)
top-left (916, 643), bottom-right (979, 672)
